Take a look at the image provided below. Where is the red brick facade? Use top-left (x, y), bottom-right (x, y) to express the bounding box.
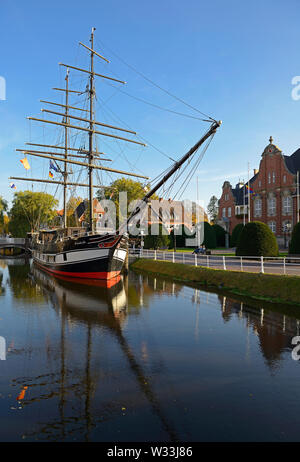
top-left (218, 137), bottom-right (300, 247)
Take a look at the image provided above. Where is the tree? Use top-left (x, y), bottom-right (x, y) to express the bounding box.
top-left (66, 196), bottom-right (83, 227)
top-left (212, 224), bottom-right (226, 247)
top-left (8, 191), bottom-right (58, 237)
top-left (96, 178), bottom-right (158, 228)
top-left (207, 195), bottom-right (219, 223)
top-left (202, 221), bottom-right (217, 249)
top-left (144, 224), bottom-right (170, 249)
top-left (0, 196), bottom-right (8, 225)
top-left (289, 222), bottom-right (300, 254)
top-left (230, 223), bottom-right (245, 247)
top-left (236, 221), bottom-right (278, 256)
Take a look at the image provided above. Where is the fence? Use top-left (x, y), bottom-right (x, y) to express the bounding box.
top-left (129, 248), bottom-right (300, 276)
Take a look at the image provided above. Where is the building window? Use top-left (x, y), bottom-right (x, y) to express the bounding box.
top-left (224, 193), bottom-right (228, 201)
top-left (268, 221), bottom-right (276, 233)
top-left (283, 175), bottom-right (287, 183)
top-left (272, 172), bottom-right (276, 183)
top-left (282, 196), bottom-right (292, 215)
top-left (268, 173), bottom-right (271, 184)
top-left (228, 207), bottom-right (231, 217)
top-left (254, 198), bottom-right (262, 217)
top-left (258, 180), bottom-right (261, 187)
top-left (222, 207), bottom-right (226, 217)
top-left (268, 197), bottom-right (276, 216)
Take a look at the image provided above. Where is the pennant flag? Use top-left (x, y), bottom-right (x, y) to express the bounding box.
top-left (49, 160), bottom-right (59, 172)
top-left (9, 182), bottom-right (16, 190)
top-left (109, 191), bottom-right (114, 200)
top-left (20, 157), bottom-right (30, 170)
top-left (49, 171), bottom-right (54, 178)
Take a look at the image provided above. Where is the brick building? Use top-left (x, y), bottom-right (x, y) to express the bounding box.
top-left (218, 137), bottom-right (300, 247)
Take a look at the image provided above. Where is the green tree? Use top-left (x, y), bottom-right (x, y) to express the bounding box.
top-left (0, 196), bottom-right (8, 225)
top-left (8, 191), bottom-right (58, 237)
top-left (230, 223), bottom-right (245, 247)
top-left (207, 195), bottom-right (219, 223)
top-left (212, 224), bottom-right (226, 247)
top-left (202, 221), bottom-right (217, 249)
top-left (289, 222), bottom-right (300, 254)
top-left (236, 221), bottom-right (278, 256)
top-left (96, 178), bottom-right (158, 227)
top-left (144, 224), bottom-right (170, 249)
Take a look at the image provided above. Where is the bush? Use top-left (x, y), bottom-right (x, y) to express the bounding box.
top-left (169, 225), bottom-right (194, 249)
top-left (212, 224), bottom-right (226, 247)
top-left (201, 222), bottom-right (217, 249)
top-left (230, 223), bottom-right (245, 247)
top-left (236, 221), bottom-right (278, 256)
top-left (289, 222), bottom-right (300, 254)
top-left (144, 224), bottom-right (170, 249)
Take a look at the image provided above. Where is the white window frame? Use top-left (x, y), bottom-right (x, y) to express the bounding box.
top-left (228, 207), bottom-right (231, 217)
top-left (268, 221), bottom-right (276, 233)
top-left (282, 196), bottom-right (292, 215)
top-left (272, 172), bottom-right (276, 183)
top-left (268, 173), bottom-right (271, 184)
top-left (268, 197), bottom-right (276, 216)
top-left (222, 207), bottom-right (226, 217)
top-left (254, 198), bottom-right (262, 217)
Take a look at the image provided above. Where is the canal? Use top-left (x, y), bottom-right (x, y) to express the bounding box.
top-left (0, 258), bottom-right (300, 442)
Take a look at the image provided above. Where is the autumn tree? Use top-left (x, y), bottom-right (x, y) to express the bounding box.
top-left (8, 191), bottom-right (58, 237)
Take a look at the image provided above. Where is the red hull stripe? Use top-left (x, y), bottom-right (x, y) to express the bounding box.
top-left (35, 262), bottom-right (120, 280)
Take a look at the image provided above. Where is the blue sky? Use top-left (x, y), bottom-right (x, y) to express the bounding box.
top-left (1, 0), bottom-right (300, 210)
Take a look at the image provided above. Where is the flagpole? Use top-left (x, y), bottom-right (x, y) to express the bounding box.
top-left (248, 162), bottom-right (251, 223)
top-left (243, 180), bottom-right (245, 226)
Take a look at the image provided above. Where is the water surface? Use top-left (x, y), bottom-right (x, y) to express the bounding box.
top-left (0, 258), bottom-right (300, 442)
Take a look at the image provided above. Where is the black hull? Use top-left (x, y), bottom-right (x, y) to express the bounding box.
top-left (31, 233), bottom-right (128, 280)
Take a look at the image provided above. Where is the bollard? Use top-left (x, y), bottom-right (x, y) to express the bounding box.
top-left (154, 250), bottom-right (157, 261)
top-left (223, 255), bottom-right (226, 270)
top-left (283, 257), bottom-right (286, 275)
top-left (195, 253), bottom-right (197, 267)
top-left (207, 255), bottom-right (209, 268)
top-left (240, 257), bottom-right (243, 272)
top-left (183, 253), bottom-right (185, 264)
top-left (260, 256), bottom-right (264, 273)
top-left (173, 252), bottom-right (175, 263)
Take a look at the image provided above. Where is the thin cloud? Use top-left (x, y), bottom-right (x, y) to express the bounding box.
top-left (199, 171), bottom-right (247, 182)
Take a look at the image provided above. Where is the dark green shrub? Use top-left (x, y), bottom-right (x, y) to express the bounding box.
top-left (236, 221), bottom-right (278, 256)
top-left (212, 224), bottom-right (226, 247)
top-left (230, 223), bottom-right (244, 247)
top-left (289, 222), bottom-right (300, 254)
top-left (144, 224), bottom-right (170, 249)
top-left (201, 222), bottom-right (217, 249)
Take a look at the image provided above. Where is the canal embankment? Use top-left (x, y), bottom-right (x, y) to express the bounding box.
top-left (131, 258), bottom-right (300, 306)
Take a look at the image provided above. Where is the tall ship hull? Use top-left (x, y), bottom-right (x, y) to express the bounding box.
top-left (30, 231), bottom-right (128, 280)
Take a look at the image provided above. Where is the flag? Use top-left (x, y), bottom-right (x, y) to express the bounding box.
top-left (246, 184), bottom-right (256, 195)
top-left (20, 157), bottom-right (30, 170)
top-left (75, 201), bottom-right (86, 220)
top-left (109, 191), bottom-right (114, 200)
top-left (49, 171), bottom-right (54, 178)
top-left (9, 183), bottom-right (16, 189)
top-left (49, 160), bottom-right (59, 172)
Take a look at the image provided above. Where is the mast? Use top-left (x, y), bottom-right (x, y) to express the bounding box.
top-left (63, 69), bottom-right (69, 228)
top-left (88, 27), bottom-right (95, 233)
top-left (122, 120), bottom-right (222, 231)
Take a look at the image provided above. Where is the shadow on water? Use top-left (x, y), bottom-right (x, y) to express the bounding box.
top-left (1, 258), bottom-right (300, 441)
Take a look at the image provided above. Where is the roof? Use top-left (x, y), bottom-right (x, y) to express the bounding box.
top-left (283, 148), bottom-right (300, 174)
top-left (231, 173), bottom-right (258, 205)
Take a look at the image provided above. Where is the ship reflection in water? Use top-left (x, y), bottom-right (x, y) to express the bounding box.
top-left (1, 259), bottom-right (300, 442)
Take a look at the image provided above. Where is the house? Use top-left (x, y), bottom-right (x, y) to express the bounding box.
top-left (218, 137), bottom-right (300, 247)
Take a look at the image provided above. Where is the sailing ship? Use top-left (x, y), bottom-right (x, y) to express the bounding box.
top-left (10, 27), bottom-right (221, 280)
